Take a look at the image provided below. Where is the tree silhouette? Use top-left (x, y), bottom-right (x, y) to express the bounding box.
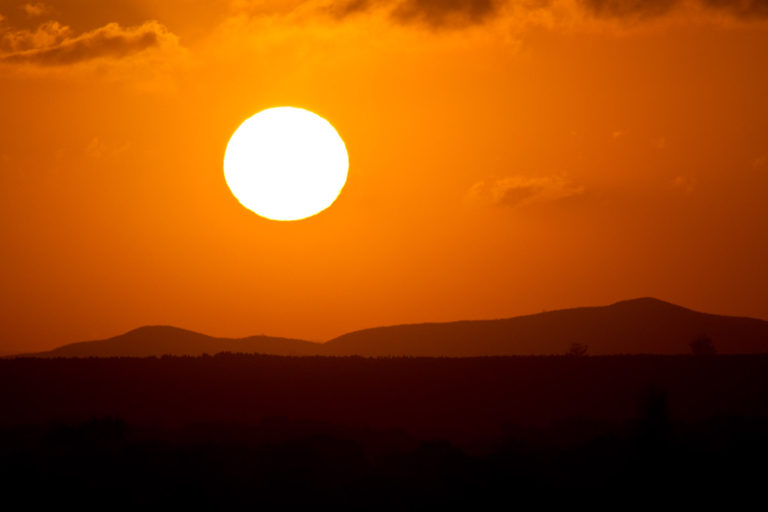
top-left (690, 335), bottom-right (716, 356)
top-left (566, 343), bottom-right (588, 357)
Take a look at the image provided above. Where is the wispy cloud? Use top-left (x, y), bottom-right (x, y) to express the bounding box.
top-left (325, 0), bottom-right (768, 30)
top-left (468, 174), bottom-right (587, 208)
top-left (22, 2), bottom-right (48, 17)
top-left (391, 0), bottom-right (500, 29)
top-left (671, 175), bottom-right (697, 194)
top-left (577, 0), bottom-right (680, 19)
top-left (0, 20), bottom-right (70, 53)
top-left (0, 20), bottom-right (178, 66)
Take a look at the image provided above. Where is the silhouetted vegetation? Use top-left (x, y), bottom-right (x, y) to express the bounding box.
top-left (690, 335), bottom-right (717, 355)
top-left (1, 354), bottom-right (767, 506)
top-left (3, 353), bottom-right (767, 434)
top-left (566, 343), bottom-right (589, 357)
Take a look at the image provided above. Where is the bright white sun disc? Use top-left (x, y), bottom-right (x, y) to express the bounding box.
top-left (223, 107), bottom-right (349, 221)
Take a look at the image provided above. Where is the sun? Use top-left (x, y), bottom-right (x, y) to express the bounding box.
top-left (223, 107), bottom-right (349, 221)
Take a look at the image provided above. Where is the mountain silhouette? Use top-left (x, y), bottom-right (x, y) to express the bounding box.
top-left (323, 298), bottom-right (768, 356)
top-left (12, 298), bottom-right (768, 358)
top-left (16, 326), bottom-right (323, 358)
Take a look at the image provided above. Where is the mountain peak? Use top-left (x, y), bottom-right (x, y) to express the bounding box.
top-left (608, 297), bottom-right (690, 311)
top-left (611, 297), bottom-right (671, 305)
top-left (120, 325), bottom-right (206, 338)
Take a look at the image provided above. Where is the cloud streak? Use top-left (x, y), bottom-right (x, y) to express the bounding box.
top-left (22, 3), bottom-right (48, 17)
top-left (702, 0), bottom-right (768, 18)
top-left (579, 0), bottom-right (768, 19)
top-left (391, 0), bottom-right (500, 28)
top-left (328, 0), bottom-right (768, 29)
top-left (0, 20), bottom-right (177, 66)
top-left (0, 20), bottom-right (71, 53)
top-left (468, 175), bottom-right (587, 209)
top-left (577, 0), bottom-right (680, 19)
top-left (329, 0), bottom-right (510, 28)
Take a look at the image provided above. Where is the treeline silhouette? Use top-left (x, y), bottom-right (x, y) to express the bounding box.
top-left (1, 354), bottom-right (767, 506)
top-left (2, 354), bottom-right (768, 436)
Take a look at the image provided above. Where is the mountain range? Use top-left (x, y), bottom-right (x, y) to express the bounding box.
top-left (12, 298), bottom-right (768, 358)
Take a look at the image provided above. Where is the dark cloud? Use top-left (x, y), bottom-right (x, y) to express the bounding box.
top-left (577, 0), bottom-right (680, 19)
top-left (331, 0), bottom-right (768, 29)
top-left (701, 0), bottom-right (768, 18)
top-left (391, 0), bottom-right (500, 28)
top-left (328, 0), bottom-right (503, 28)
top-left (574, 0), bottom-right (768, 20)
top-left (579, 0), bottom-right (768, 20)
top-left (0, 20), bottom-right (71, 53)
top-left (0, 21), bottom-right (173, 66)
top-left (3, 0), bottom-right (766, 55)
top-left (328, 0), bottom-right (375, 20)
top-left (0, 0), bottom-right (148, 32)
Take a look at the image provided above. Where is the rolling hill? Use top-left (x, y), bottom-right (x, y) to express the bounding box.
top-left (12, 298), bottom-right (768, 358)
top-left (15, 326), bottom-right (323, 358)
top-left (322, 298), bottom-right (768, 356)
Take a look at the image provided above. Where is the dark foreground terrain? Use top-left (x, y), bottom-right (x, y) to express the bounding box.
top-left (1, 354), bottom-right (767, 507)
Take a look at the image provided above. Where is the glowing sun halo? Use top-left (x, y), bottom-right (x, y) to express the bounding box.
top-left (223, 107), bottom-right (349, 221)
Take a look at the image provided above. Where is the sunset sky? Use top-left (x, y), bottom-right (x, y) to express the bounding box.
top-left (2, 0), bottom-right (768, 353)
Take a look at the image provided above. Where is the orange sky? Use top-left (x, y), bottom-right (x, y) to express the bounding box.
top-left (2, 0), bottom-right (768, 353)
